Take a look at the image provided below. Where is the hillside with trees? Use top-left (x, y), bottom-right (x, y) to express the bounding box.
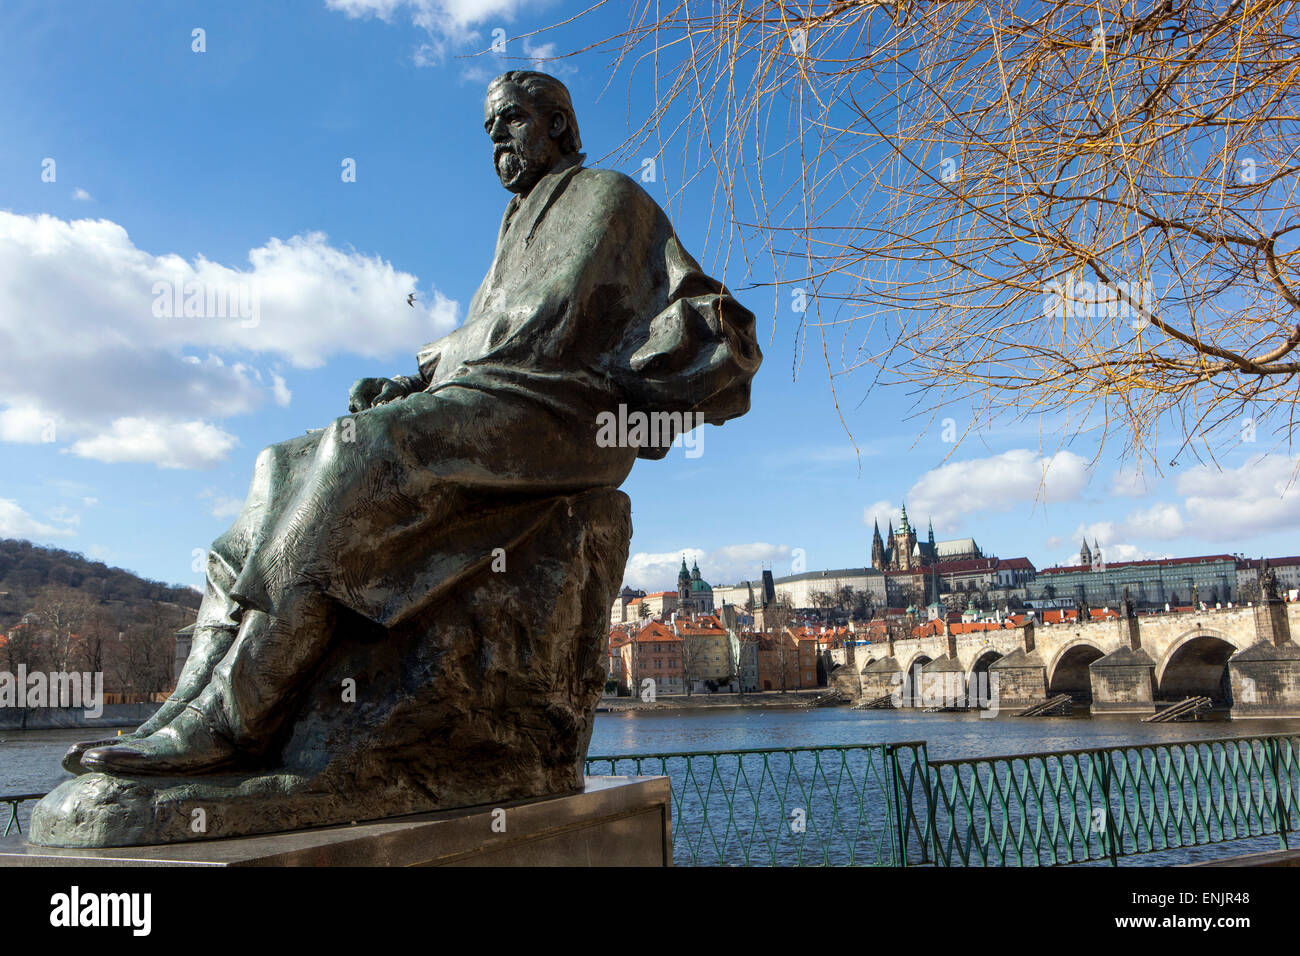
top-left (0, 538), bottom-right (200, 632)
top-left (0, 539), bottom-right (200, 700)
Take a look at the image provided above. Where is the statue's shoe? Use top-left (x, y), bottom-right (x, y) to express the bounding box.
top-left (59, 695), bottom-right (198, 774)
top-left (60, 737), bottom-right (136, 775)
top-left (80, 709), bottom-right (241, 776)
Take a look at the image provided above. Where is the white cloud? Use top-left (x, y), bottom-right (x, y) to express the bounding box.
top-left (1111, 543), bottom-right (1171, 562)
top-left (1124, 502), bottom-right (1185, 539)
top-left (0, 211), bottom-right (458, 468)
top-left (1110, 467), bottom-right (1152, 498)
top-left (326, 0), bottom-right (556, 67)
top-left (71, 188), bottom-right (93, 202)
top-left (1073, 521), bottom-right (1117, 548)
top-left (862, 499), bottom-right (897, 532)
top-left (69, 418), bottom-right (239, 469)
top-left (0, 405), bottom-right (54, 442)
top-left (44, 505), bottom-right (80, 527)
top-left (1063, 507), bottom-right (1181, 565)
top-left (623, 542), bottom-right (791, 591)
top-left (271, 373), bottom-right (292, 407)
top-left (907, 449), bottom-right (1091, 531)
top-left (1177, 455), bottom-right (1300, 539)
top-left (0, 499), bottom-right (76, 539)
top-left (326, 0), bottom-right (535, 30)
top-left (211, 496), bottom-right (244, 518)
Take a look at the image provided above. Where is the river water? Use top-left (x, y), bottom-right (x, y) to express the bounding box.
top-left (6, 709), bottom-right (1299, 863)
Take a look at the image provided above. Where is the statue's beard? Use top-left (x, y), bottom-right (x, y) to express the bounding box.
top-left (495, 139), bottom-right (552, 193)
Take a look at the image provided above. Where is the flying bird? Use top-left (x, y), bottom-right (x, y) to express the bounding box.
top-left (406, 292), bottom-right (417, 307)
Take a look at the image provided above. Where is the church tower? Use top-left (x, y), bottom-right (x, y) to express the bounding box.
top-left (1079, 539), bottom-right (1092, 567)
top-left (678, 556), bottom-right (691, 606)
top-left (893, 502), bottom-right (918, 571)
top-left (871, 520), bottom-right (885, 570)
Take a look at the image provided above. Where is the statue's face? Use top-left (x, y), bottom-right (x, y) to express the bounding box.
top-left (484, 83), bottom-right (563, 195)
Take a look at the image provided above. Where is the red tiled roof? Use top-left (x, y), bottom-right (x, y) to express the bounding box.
top-left (1237, 556), bottom-right (1300, 569)
top-left (630, 621), bottom-right (682, 643)
top-left (997, 557), bottom-right (1036, 570)
top-left (1039, 554), bottom-right (1236, 575)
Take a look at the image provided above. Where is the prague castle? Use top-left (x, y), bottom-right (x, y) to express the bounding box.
top-left (870, 502), bottom-right (984, 572)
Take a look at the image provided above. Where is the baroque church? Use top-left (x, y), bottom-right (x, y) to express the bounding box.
top-left (677, 557), bottom-right (715, 615)
top-left (870, 503), bottom-right (984, 572)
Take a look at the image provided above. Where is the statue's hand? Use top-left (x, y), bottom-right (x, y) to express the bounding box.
top-left (348, 377), bottom-right (410, 413)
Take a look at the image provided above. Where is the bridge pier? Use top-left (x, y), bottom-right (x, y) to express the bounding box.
top-left (1228, 642), bottom-right (1300, 717)
top-left (1087, 598), bottom-right (1157, 715)
top-left (1087, 647), bottom-right (1157, 715)
top-left (1229, 598), bottom-right (1300, 717)
top-left (988, 649), bottom-right (1047, 710)
top-left (918, 656), bottom-right (965, 707)
top-left (860, 656), bottom-right (901, 703)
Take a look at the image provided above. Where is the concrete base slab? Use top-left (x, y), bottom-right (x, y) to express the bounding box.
top-left (1186, 847), bottom-right (1300, 867)
top-left (0, 776), bottom-right (671, 867)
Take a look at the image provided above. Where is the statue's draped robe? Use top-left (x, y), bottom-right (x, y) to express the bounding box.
top-left (203, 154), bottom-right (761, 633)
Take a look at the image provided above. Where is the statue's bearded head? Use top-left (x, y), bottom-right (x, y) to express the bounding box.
top-left (484, 71), bottom-right (582, 196)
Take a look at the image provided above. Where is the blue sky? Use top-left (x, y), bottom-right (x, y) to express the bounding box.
top-left (0, 0), bottom-right (1296, 596)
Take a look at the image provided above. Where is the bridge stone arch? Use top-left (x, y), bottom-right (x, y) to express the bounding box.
top-left (902, 653), bottom-right (933, 705)
top-left (1155, 627), bottom-right (1238, 704)
top-left (965, 647), bottom-right (1003, 704)
top-left (1046, 639), bottom-right (1108, 700)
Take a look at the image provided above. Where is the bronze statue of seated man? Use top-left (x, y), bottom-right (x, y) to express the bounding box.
top-left (33, 70), bottom-right (759, 847)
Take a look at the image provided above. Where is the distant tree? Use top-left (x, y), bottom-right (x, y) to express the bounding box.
top-left (31, 585), bottom-right (94, 673)
top-left (1, 619), bottom-right (51, 675)
top-left (113, 603), bottom-right (183, 702)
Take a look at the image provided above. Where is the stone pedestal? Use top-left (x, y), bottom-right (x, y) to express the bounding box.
top-left (1088, 647), bottom-right (1157, 714)
top-left (1253, 600), bottom-right (1292, 647)
top-left (32, 489), bottom-right (632, 849)
top-left (0, 776), bottom-right (671, 867)
top-left (987, 648), bottom-right (1047, 709)
top-left (1229, 640), bottom-right (1300, 718)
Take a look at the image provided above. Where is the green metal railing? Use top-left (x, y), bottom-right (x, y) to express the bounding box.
top-left (585, 742), bottom-right (930, 866)
top-left (2, 793), bottom-right (43, 837)
top-left (907, 734), bottom-right (1299, 866)
top-left (5, 733), bottom-right (1297, 864)
top-left (585, 733), bottom-right (1300, 866)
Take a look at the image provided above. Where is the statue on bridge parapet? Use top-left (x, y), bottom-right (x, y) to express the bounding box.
top-left (1120, 587), bottom-right (1137, 620)
top-left (1260, 557), bottom-right (1281, 604)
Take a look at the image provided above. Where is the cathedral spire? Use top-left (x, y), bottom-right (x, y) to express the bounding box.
top-left (871, 520), bottom-right (885, 570)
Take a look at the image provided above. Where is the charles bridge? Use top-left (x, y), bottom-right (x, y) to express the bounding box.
top-left (833, 598), bottom-right (1300, 716)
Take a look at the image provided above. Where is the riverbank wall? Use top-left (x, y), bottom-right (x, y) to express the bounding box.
top-left (0, 703), bottom-right (159, 731)
top-left (598, 690), bottom-right (824, 712)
